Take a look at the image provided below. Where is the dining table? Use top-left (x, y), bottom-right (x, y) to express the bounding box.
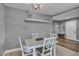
top-left (24, 38), bottom-right (56, 56)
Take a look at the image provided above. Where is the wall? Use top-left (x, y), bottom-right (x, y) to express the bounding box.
top-left (5, 7), bottom-right (52, 50)
top-left (52, 8), bottom-right (79, 35)
top-left (53, 21), bottom-right (65, 34)
top-left (76, 19), bottom-right (79, 40)
top-left (0, 4), bottom-right (5, 55)
top-left (65, 20), bottom-right (76, 40)
top-left (53, 7), bottom-right (79, 41)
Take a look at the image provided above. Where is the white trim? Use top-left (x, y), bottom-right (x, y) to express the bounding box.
top-left (25, 18), bottom-right (51, 23)
top-left (3, 48), bottom-right (21, 56)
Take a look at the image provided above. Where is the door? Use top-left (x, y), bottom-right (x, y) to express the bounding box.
top-left (66, 20), bottom-right (76, 40)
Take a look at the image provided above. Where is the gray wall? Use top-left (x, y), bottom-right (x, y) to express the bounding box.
top-left (53, 8), bottom-right (79, 41)
top-left (5, 7), bottom-right (52, 50)
top-left (0, 4), bottom-right (5, 55)
top-left (53, 21), bottom-right (65, 34)
top-left (76, 19), bottom-right (79, 40)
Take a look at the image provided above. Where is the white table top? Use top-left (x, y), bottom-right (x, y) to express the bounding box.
top-left (24, 39), bottom-right (44, 48)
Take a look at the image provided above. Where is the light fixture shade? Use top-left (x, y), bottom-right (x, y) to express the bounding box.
top-left (32, 3), bottom-right (40, 11)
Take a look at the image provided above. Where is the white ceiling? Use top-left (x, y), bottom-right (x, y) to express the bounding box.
top-left (4, 3), bottom-right (79, 16)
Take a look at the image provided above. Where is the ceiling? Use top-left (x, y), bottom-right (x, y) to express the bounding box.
top-left (4, 3), bottom-right (79, 16)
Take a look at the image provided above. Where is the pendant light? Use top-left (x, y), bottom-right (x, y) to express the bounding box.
top-left (32, 3), bottom-right (40, 11)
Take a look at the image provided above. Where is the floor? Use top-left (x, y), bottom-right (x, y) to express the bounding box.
top-left (56, 45), bottom-right (78, 56)
top-left (3, 45), bottom-right (78, 56)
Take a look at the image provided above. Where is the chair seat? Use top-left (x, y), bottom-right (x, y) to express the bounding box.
top-left (24, 48), bottom-right (33, 54)
top-left (23, 49), bottom-right (33, 56)
top-left (36, 47), bottom-right (43, 52)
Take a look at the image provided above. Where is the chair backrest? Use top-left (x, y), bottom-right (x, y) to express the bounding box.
top-left (32, 33), bottom-right (39, 39)
top-left (19, 36), bottom-right (33, 56)
top-left (42, 38), bottom-right (54, 56)
top-left (50, 33), bottom-right (57, 39)
top-left (19, 36), bottom-right (26, 56)
top-left (50, 34), bottom-right (57, 56)
top-left (50, 33), bottom-right (57, 44)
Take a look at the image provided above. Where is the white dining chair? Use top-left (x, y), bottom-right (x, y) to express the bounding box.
top-left (50, 33), bottom-right (57, 39)
top-left (19, 36), bottom-right (33, 56)
top-left (50, 34), bottom-right (57, 56)
top-left (36, 38), bottom-right (54, 56)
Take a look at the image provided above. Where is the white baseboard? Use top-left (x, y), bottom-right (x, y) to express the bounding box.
top-left (3, 48), bottom-right (21, 56)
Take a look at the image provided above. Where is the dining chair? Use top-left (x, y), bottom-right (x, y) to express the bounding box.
top-left (50, 33), bottom-right (58, 56)
top-left (36, 38), bottom-right (54, 56)
top-left (19, 36), bottom-right (33, 56)
top-left (50, 33), bottom-right (57, 39)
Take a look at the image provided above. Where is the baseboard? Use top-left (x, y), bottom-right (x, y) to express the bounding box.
top-left (3, 48), bottom-right (21, 56)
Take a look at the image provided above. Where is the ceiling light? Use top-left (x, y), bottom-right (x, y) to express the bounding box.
top-left (32, 3), bottom-right (40, 11)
